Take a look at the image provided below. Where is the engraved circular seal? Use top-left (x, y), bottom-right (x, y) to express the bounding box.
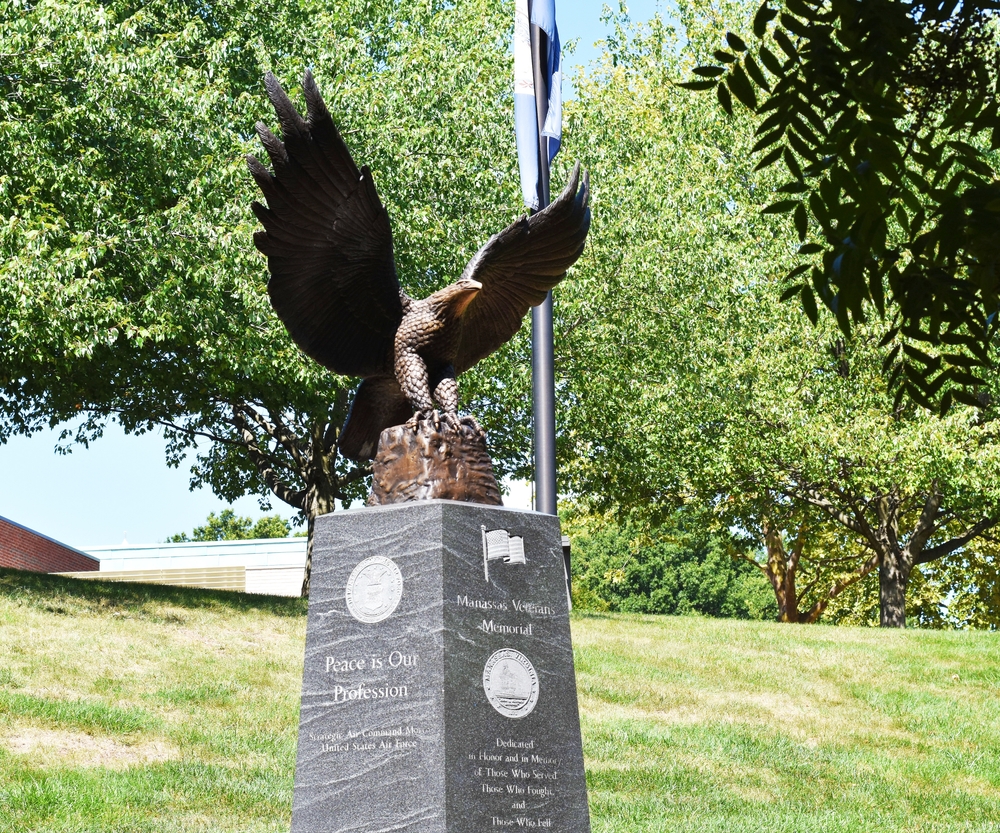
top-left (483, 648), bottom-right (539, 719)
top-left (345, 556), bottom-right (403, 624)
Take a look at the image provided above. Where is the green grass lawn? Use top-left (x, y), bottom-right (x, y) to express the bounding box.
top-left (576, 613), bottom-right (1000, 833)
top-left (1, 569), bottom-right (998, 832)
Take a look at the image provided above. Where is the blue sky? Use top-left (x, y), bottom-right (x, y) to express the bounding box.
top-left (0, 0), bottom-right (665, 549)
top-left (565, 1), bottom-right (664, 92)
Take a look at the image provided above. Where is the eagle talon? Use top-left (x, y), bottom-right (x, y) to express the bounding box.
top-left (406, 409), bottom-right (445, 434)
top-left (459, 415), bottom-right (485, 438)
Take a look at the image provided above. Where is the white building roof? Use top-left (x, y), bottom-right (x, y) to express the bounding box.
top-left (85, 537), bottom-right (307, 572)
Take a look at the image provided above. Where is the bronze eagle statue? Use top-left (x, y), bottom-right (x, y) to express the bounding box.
top-left (248, 72), bottom-right (591, 461)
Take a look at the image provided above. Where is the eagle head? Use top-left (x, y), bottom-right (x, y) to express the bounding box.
top-left (434, 277), bottom-right (482, 319)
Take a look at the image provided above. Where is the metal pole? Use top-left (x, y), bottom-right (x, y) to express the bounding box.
top-left (529, 15), bottom-right (557, 516)
top-left (532, 295), bottom-right (556, 516)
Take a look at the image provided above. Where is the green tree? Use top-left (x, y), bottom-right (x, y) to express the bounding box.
top-left (166, 509), bottom-right (287, 542)
top-left (0, 0), bottom-right (532, 594)
top-left (680, 0), bottom-right (1000, 411)
top-left (250, 514), bottom-right (293, 540)
top-left (557, 6), bottom-right (1000, 627)
top-left (941, 538), bottom-right (1000, 629)
top-left (167, 509), bottom-right (290, 542)
top-left (826, 534), bottom-right (1000, 629)
top-left (568, 510), bottom-right (777, 620)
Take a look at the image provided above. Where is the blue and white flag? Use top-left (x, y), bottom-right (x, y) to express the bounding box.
top-left (514, 0), bottom-right (562, 210)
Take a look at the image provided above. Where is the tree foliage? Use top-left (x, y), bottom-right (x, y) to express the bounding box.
top-left (558, 4), bottom-right (1000, 627)
top-left (0, 0), bottom-right (534, 592)
top-left (681, 0), bottom-right (1000, 412)
top-left (167, 509), bottom-right (290, 542)
top-left (568, 510), bottom-right (777, 620)
top-left (826, 534), bottom-right (1000, 628)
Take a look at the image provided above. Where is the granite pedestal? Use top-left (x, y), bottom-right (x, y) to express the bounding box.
top-left (290, 501), bottom-right (590, 833)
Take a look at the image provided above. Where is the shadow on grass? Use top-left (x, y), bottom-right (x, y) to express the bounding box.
top-left (0, 568), bottom-right (308, 619)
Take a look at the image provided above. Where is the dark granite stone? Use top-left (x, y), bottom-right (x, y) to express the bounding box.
top-left (290, 501), bottom-right (590, 833)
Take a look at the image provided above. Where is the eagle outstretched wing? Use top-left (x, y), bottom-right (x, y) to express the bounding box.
top-left (454, 164), bottom-right (591, 374)
top-left (248, 71), bottom-right (404, 378)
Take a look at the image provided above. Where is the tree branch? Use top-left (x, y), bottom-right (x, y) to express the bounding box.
top-left (902, 488), bottom-right (944, 563)
top-left (914, 516), bottom-right (1000, 565)
top-left (338, 463), bottom-right (373, 488)
top-left (791, 482), bottom-right (879, 548)
top-left (324, 387), bottom-right (350, 453)
top-left (105, 408), bottom-right (245, 449)
top-left (232, 408), bottom-right (307, 510)
top-left (727, 543), bottom-right (768, 576)
top-left (802, 549), bottom-right (881, 624)
top-left (828, 482), bottom-right (881, 547)
top-left (234, 402), bottom-right (307, 471)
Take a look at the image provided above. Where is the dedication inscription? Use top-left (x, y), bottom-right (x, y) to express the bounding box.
top-left (290, 501), bottom-right (590, 833)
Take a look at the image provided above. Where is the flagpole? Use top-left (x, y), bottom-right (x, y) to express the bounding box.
top-left (529, 10), bottom-right (557, 517)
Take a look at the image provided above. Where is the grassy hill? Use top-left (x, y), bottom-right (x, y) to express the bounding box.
top-left (1, 569), bottom-right (998, 832)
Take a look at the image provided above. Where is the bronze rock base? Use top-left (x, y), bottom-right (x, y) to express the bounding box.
top-left (367, 416), bottom-right (503, 506)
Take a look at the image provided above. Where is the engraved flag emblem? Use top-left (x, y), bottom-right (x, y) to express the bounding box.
top-left (482, 526), bottom-right (526, 581)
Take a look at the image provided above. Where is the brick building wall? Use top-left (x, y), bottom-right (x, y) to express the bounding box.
top-left (0, 516), bottom-right (100, 573)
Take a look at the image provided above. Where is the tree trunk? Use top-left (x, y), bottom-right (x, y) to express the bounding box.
top-left (301, 441), bottom-right (339, 598)
top-left (873, 490), bottom-right (907, 628)
top-left (230, 403), bottom-right (366, 600)
top-left (302, 512), bottom-right (316, 599)
top-left (878, 547), bottom-right (910, 628)
top-left (763, 523), bottom-right (803, 623)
